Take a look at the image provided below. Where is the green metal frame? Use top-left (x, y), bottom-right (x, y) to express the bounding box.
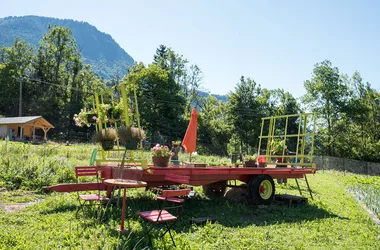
top-left (257, 113), bottom-right (316, 168)
top-left (93, 81), bottom-right (148, 168)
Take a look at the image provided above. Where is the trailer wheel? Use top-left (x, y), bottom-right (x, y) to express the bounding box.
top-left (248, 175), bottom-right (275, 205)
top-left (202, 181), bottom-right (227, 198)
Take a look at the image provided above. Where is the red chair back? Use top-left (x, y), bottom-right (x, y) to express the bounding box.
top-left (161, 189), bottom-right (191, 198)
top-left (75, 166), bottom-right (99, 177)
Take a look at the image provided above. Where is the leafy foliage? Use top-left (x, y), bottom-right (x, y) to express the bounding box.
top-left (125, 63), bottom-right (187, 138)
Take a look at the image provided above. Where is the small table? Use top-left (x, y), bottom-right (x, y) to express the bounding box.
top-left (104, 179), bottom-right (147, 232)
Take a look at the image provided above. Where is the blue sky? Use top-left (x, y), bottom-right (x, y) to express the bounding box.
top-left (1, 0), bottom-right (379, 97)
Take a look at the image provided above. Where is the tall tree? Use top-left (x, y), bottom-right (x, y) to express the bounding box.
top-left (302, 60), bottom-right (348, 156)
top-left (33, 25), bottom-right (104, 137)
top-left (124, 63), bottom-right (187, 139)
top-left (198, 95), bottom-right (232, 155)
top-left (153, 45), bottom-right (168, 69)
top-left (335, 72), bottom-right (380, 161)
top-left (0, 38), bottom-right (35, 116)
top-left (228, 76), bottom-right (265, 154)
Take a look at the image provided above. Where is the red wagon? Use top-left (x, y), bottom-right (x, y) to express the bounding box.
top-left (48, 164), bottom-right (317, 205)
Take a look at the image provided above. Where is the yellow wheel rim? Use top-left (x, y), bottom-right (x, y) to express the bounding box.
top-left (259, 180), bottom-right (272, 200)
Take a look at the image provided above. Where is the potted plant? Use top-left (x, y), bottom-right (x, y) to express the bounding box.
top-left (172, 140), bottom-right (181, 147)
top-left (244, 154), bottom-right (258, 167)
top-left (270, 139), bottom-right (288, 184)
top-left (92, 128), bottom-right (118, 150)
top-left (151, 144), bottom-right (172, 167)
top-left (171, 140), bottom-right (181, 165)
top-left (118, 126), bottom-right (145, 150)
top-left (270, 139), bottom-right (287, 162)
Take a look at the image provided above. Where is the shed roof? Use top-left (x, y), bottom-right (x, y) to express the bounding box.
top-left (0, 116), bottom-right (54, 128)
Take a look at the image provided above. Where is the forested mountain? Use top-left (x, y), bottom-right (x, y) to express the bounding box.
top-left (0, 15), bottom-right (134, 79)
top-left (0, 16), bottom-right (228, 102)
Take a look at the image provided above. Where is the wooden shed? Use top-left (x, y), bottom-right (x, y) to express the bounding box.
top-left (0, 116), bottom-right (54, 141)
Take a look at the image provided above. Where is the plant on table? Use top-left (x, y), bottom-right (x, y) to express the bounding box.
top-left (151, 144), bottom-right (173, 167)
top-left (244, 154), bottom-right (257, 162)
top-left (270, 139), bottom-right (287, 156)
top-left (244, 154), bottom-right (258, 167)
top-left (151, 144), bottom-right (172, 157)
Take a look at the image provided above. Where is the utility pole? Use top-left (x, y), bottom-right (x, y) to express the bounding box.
top-left (19, 77), bottom-right (22, 117)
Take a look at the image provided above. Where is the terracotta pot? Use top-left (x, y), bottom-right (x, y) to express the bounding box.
top-left (152, 156), bottom-right (170, 167)
top-left (101, 139), bottom-right (114, 150)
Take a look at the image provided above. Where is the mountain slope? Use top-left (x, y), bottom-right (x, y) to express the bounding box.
top-left (0, 15), bottom-right (134, 79)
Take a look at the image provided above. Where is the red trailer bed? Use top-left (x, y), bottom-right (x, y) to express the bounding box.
top-left (47, 165), bottom-right (317, 205)
top-left (142, 166), bottom-right (316, 186)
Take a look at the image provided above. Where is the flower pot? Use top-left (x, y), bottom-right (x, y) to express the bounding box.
top-left (244, 160), bottom-right (257, 167)
top-left (101, 139), bottom-right (114, 150)
top-left (257, 157), bottom-right (266, 168)
top-left (152, 156), bottom-right (170, 167)
top-left (125, 139), bottom-right (139, 150)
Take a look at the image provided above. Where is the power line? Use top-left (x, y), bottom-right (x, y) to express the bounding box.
top-left (15, 75), bottom-right (96, 94)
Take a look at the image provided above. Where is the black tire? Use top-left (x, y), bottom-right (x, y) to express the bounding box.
top-left (202, 181), bottom-right (228, 199)
top-left (248, 175), bottom-right (275, 205)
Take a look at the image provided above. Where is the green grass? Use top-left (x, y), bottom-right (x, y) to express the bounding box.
top-left (0, 141), bottom-right (379, 249)
top-left (0, 171), bottom-right (379, 249)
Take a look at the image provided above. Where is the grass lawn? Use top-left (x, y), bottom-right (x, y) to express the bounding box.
top-left (0, 170), bottom-right (379, 249)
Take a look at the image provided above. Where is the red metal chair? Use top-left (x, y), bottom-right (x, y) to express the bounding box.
top-left (137, 188), bottom-right (191, 247)
top-left (75, 166), bottom-right (109, 218)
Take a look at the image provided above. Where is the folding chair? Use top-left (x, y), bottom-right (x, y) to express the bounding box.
top-left (136, 188), bottom-right (191, 247)
top-left (75, 166), bottom-right (109, 218)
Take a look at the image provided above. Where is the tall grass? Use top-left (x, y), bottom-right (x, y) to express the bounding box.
top-left (0, 140), bottom-right (95, 191)
top-left (343, 174), bottom-right (380, 221)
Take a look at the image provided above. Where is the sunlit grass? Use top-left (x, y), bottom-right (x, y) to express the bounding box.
top-left (1, 141), bottom-right (380, 249)
top-left (0, 171), bottom-right (379, 249)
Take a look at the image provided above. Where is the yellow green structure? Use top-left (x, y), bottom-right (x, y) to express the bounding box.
top-left (257, 113), bottom-right (316, 168)
top-left (92, 81), bottom-right (148, 168)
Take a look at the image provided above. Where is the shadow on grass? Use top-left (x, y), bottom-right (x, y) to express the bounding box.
top-left (41, 203), bottom-right (77, 214)
top-left (100, 192), bottom-right (344, 229)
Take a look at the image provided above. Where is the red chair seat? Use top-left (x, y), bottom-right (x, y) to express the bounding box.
top-left (137, 188), bottom-right (191, 247)
top-left (137, 210), bottom-right (177, 223)
top-left (79, 194), bottom-right (109, 201)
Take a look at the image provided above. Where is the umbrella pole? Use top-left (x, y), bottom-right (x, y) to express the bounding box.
top-left (189, 153), bottom-right (192, 163)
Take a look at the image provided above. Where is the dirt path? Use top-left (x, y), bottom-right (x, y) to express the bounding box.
top-left (0, 199), bottom-right (43, 213)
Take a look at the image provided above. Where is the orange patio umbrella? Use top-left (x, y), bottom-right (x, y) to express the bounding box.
top-left (182, 107), bottom-right (198, 162)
